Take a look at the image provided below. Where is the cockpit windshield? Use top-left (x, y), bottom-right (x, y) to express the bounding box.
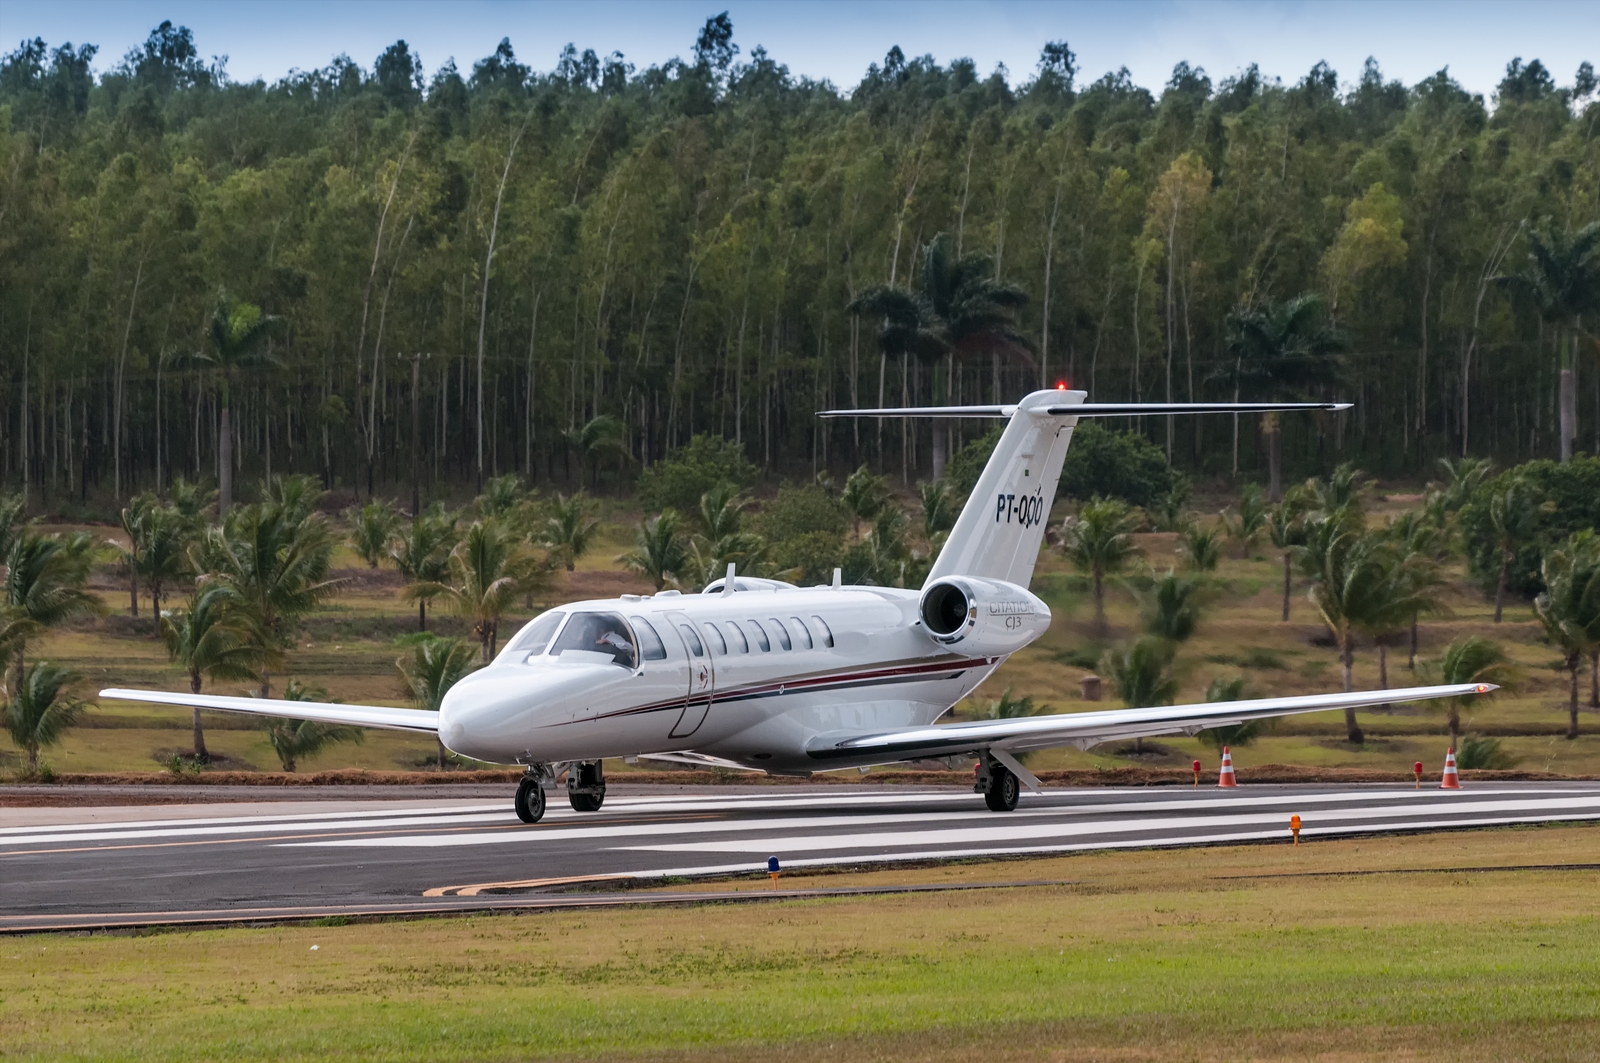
top-left (549, 611), bottom-right (638, 669)
top-left (501, 610), bottom-right (565, 661)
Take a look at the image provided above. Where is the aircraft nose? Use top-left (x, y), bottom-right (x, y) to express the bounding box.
top-left (438, 663), bottom-right (613, 762)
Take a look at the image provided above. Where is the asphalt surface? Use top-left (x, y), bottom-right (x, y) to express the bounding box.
top-left (5, 781), bottom-right (1600, 932)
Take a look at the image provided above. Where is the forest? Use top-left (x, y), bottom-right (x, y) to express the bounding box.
top-left (1, 14), bottom-right (1597, 515)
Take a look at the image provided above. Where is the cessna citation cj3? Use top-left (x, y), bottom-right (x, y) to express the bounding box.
top-left (104, 389), bottom-right (1492, 823)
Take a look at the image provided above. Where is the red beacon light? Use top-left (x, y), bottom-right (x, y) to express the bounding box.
top-left (1055, 380), bottom-right (1068, 391)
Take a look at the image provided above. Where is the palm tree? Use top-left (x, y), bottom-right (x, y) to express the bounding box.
top-left (1197, 676), bottom-right (1266, 751)
top-left (1487, 475), bottom-right (1552, 622)
top-left (259, 713), bottom-right (364, 773)
top-left (1266, 500), bottom-right (1307, 622)
top-left (1100, 636), bottom-right (1178, 754)
top-left (477, 474), bottom-right (529, 522)
top-left (121, 499), bottom-right (190, 635)
top-left (389, 505), bottom-right (458, 631)
top-left (198, 481), bottom-right (340, 695)
top-left (4, 528), bottom-right (103, 689)
top-left (1305, 529), bottom-right (1437, 742)
top-left (570, 414), bottom-right (630, 490)
top-left (541, 492), bottom-right (599, 572)
top-left (348, 500), bottom-right (401, 569)
top-left (161, 583), bottom-right (266, 761)
top-left (397, 633), bottom-right (477, 769)
top-left (1221, 484), bottom-right (1268, 558)
top-left (1061, 498), bottom-right (1141, 634)
top-left (1220, 294), bottom-right (1346, 500)
top-left (1424, 636), bottom-right (1519, 749)
top-left (840, 465), bottom-right (891, 542)
top-left (1177, 522), bottom-right (1224, 572)
top-left (619, 510), bottom-right (689, 593)
top-left (1499, 221), bottom-right (1600, 463)
top-left (1386, 511), bottom-right (1446, 669)
top-left (1534, 532), bottom-right (1600, 740)
top-left (1, 661), bottom-right (85, 774)
top-left (918, 480), bottom-right (957, 552)
top-left (0, 492), bottom-right (29, 561)
top-left (190, 294), bottom-right (285, 516)
top-left (684, 485), bottom-right (768, 589)
top-left (1141, 570), bottom-right (1201, 643)
top-left (978, 687), bottom-right (1037, 720)
top-left (408, 520), bottom-right (547, 663)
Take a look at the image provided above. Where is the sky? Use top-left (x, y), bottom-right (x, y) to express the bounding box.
top-left (3, 1), bottom-right (1596, 101)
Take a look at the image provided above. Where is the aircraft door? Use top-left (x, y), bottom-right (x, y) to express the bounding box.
top-left (664, 610), bottom-right (714, 739)
top-left (625, 614), bottom-right (689, 740)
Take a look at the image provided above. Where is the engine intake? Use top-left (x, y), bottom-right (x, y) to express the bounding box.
top-left (918, 576), bottom-right (1050, 656)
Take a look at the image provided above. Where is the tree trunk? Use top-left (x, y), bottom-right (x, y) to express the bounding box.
top-left (1408, 614), bottom-right (1419, 670)
top-left (28, 742), bottom-right (38, 774)
top-left (1567, 657), bottom-right (1580, 740)
top-left (1448, 706), bottom-right (1460, 750)
top-left (190, 669), bottom-right (208, 761)
top-left (1281, 551), bottom-right (1292, 622)
top-left (1378, 641), bottom-right (1390, 713)
top-left (1559, 330), bottom-right (1576, 463)
top-left (1265, 413), bottom-right (1282, 501)
top-left (418, 598), bottom-right (427, 633)
top-left (437, 738), bottom-right (448, 771)
top-left (218, 399), bottom-right (234, 517)
top-left (128, 566), bottom-right (138, 618)
top-left (1093, 567), bottom-right (1106, 635)
top-left (1590, 652), bottom-right (1598, 710)
top-left (1341, 634), bottom-right (1363, 743)
top-left (1494, 545), bottom-right (1509, 623)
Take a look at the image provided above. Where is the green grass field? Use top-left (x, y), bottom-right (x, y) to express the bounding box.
top-left (5, 504), bottom-right (1597, 778)
top-left (4, 824), bottom-right (1599, 1061)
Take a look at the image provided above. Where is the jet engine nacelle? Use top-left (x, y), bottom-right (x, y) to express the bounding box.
top-left (918, 576), bottom-right (1051, 656)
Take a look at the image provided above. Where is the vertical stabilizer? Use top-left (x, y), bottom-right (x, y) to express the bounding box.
top-left (925, 389), bottom-right (1082, 589)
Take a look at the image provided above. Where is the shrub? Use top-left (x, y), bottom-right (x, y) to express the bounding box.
top-left (772, 530), bottom-right (844, 585)
top-left (946, 426), bottom-right (1002, 497)
top-left (636, 434), bottom-right (757, 515)
top-left (752, 484), bottom-right (849, 540)
top-left (1061, 422), bottom-right (1187, 511)
top-left (1455, 734), bottom-right (1518, 770)
top-left (1458, 456), bottom-right (1600, 597)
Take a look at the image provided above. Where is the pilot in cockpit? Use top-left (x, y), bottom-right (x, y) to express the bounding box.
top-left (552, 611), bottom-right (639, 669)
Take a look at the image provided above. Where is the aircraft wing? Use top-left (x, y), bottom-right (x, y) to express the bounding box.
top-left (805, 683), bottom-right (1490, 763)
top-left (99, 688), bottom-right (440, 734)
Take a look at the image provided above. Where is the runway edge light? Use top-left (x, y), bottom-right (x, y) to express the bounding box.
top-left (768, 855), bottom-right (780, 885)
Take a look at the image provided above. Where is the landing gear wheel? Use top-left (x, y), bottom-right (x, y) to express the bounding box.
top-left (984, 764), bottom-right (1020, 812)
top-left (514, 776), bottom-right (546, 824)
top-left (568, 761), bottom-right (606, 812)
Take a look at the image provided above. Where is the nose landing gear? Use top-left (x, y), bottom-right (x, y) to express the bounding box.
top-left (975, 755), bottom-right (1020, 812)
top-left (514, 772), bottom-right (547, 824)
top-left (567, 760), bottom-right (606, 812)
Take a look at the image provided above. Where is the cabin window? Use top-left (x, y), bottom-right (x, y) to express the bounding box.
top-left (745, 619), bottom-right (771, 652)
top-left (789, 617), bottom-right (813, 650)
top-left (702, 622), bottom-right (727, 655)
top-left (811, 615), bottom-right (834, 647)
top-left (629, 616), bottom-right (667, 661)
top-left (678, 623), bottom-right (705, 657)
top-left (504, 611), bottom-right (564, 658)
top-left (552, 612), bottom-right (638, 668)
top-left (724, 620), bottom-right (749, 653)
top-left (766, 618), bottom-right (792, 651)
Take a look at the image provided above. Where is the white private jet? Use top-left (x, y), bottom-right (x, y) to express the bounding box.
top-left (103, 389), bottom-right (1490, 822)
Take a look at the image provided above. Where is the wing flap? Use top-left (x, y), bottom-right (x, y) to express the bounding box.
top-left (99, 688), bottom-right (439, 734)
top-left (806, 683), bottom-right (1490, 761)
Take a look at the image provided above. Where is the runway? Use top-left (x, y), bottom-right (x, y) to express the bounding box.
top-left (5, 781), bottom-right (1600, 932)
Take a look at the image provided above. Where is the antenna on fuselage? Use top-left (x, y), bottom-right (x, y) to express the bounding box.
top-left (722, 562), bottom-right (736, 597)
top-left (832, 567), bottom-right (842, 590)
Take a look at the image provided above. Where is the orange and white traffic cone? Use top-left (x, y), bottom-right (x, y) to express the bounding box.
top-left (1440, 748), bottom-right (1461, 790)
top-left (1217, 746), bottom-right (1237, 788)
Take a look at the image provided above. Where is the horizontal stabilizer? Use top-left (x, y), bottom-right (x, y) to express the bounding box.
top-left (807, 683), bottom-right (1490, 761)
top-left (99, 688), bottom-right (440, 734)
top-left (818, 400), bottom-right (1349, 419)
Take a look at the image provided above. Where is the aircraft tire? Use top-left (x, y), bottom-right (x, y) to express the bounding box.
top-left (984, 764), bottom-right (1020, 812)
top-left (569, 788), bottom-right (605, 812)
top-left (514, 777), bottom-right (546, 824)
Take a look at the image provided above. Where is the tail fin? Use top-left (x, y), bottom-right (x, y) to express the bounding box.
top-left (821, 389), bottom-right (1349, 590)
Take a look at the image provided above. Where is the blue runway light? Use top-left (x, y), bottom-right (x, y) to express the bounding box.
top-left (767, 856), bottom-right (780, 874)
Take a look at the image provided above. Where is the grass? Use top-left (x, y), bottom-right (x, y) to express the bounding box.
top-left (4, 825), bottom-right (1600, 1060)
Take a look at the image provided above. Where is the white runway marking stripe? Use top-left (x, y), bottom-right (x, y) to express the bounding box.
top-left (279, 793), bottom-right (1600, 850)
top-left (0, 810), bottom-right (518, 847)
top-left (0, 804), bottom-right (508, 838)
top-left (624, 795), bottom-right (1600, 854)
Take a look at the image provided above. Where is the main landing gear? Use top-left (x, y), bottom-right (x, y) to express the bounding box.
top-left (513, 761), bottom-right (607, 824)
top-left (975, 756), bottom-right (1020, 812)
top-left (567, 761), bottom-right (606, 812)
